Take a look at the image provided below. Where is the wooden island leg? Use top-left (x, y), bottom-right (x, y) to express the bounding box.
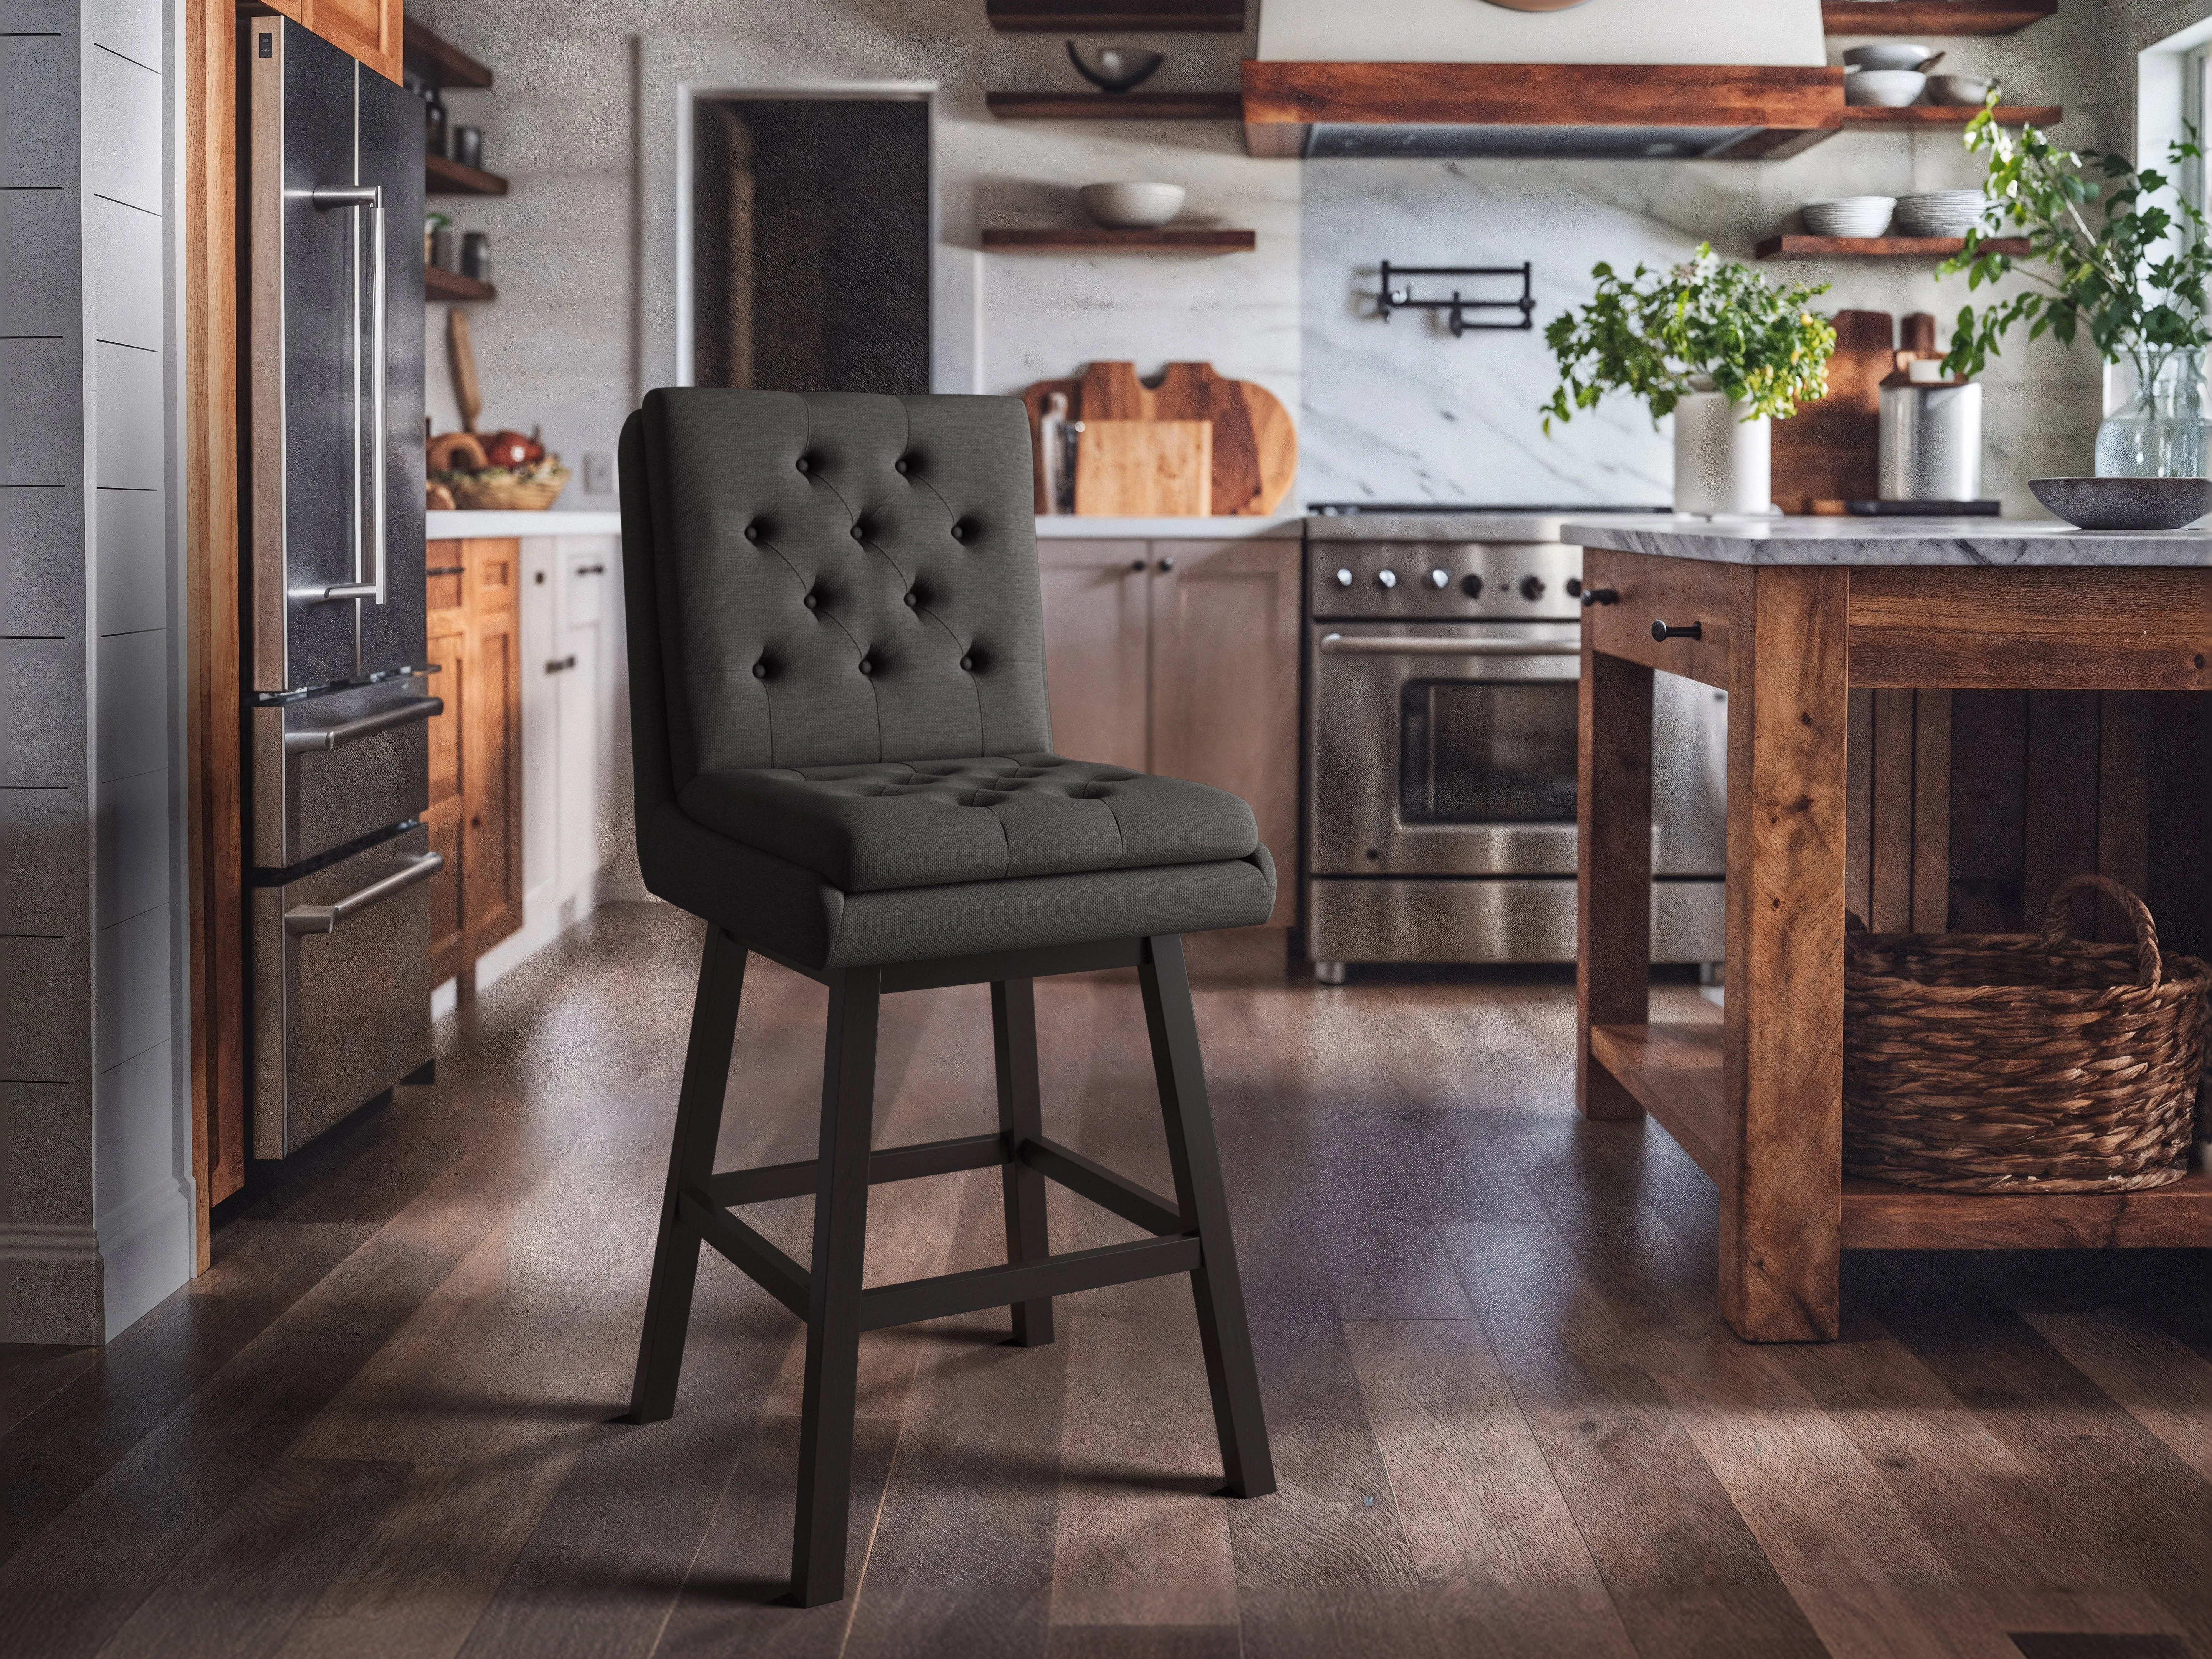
top-left (1720, 566), bottom-right (1849, 1342)
top-left (1578, 642), bottom-right (1654, 1121)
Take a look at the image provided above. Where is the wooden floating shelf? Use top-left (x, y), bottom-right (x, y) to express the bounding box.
top-left (1841, 103), bottom-right (2062, 128)
top-left (403, 17), bottom-right (492, 88)
top-left (1592, 1022), bottom-right (2212, 1251)
top-left (1823, 0), bottom-right (2057, 35)
top-left (425, 266), bottom-right (496, 302)
top-left (986, 90), bottom-right (1244, 121)
top-left (427, 154), bottom-right (509, 196)
top-left (1757, 234), bottom-right (2030, 259)
top-left (981, 228), bottom-right (1255, 251)
top-left (986, 0), bottom-right (1243, 30)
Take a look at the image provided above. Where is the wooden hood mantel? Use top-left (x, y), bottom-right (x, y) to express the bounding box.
top-left (1240, 62), bottom-right (1847, 159)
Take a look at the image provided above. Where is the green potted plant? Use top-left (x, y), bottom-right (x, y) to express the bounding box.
top-left (1542, 244), bottom-right (1836, 515)
top-left (1940, 106), bottom-right (2212, 478)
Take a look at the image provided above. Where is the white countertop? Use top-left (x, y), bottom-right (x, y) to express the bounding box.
top-left (428, 510), bottom-right (1304, 541)
top-left (1033, 515), bottom-right (1305, 539)
top-left (427, 509), bottom-right (624, 538)
top-left (1564, 514), bottom-right (2212, 566)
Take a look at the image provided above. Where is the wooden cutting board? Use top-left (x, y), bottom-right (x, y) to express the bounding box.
top-left (1771, 310), bottom-right (1894, 513)
top-left (1021, 361), bottom-right (1296, 517)
top-left (1072, 419), bottom-right (1213, 517)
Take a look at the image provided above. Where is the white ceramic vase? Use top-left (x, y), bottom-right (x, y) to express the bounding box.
top-left (1672, 389), bottom-right (1773, 517)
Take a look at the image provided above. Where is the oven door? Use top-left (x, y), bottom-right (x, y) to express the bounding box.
top-left (1309, 622), bottom-right (1583, 877)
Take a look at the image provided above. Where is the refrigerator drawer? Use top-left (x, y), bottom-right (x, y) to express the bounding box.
top-left (251, 827), bottom-right (438, 1158)
top-left (253, 679), bottom-right (439, 868)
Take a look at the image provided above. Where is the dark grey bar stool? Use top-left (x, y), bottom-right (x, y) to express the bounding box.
top-left (615, 388), bottom-right (1276, 1607)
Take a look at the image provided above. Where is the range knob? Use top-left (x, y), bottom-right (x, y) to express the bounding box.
top-left (1425, 568), bottom-right (1451, 591)
top-left (1377, 569), bottom-right (1398, 590)
top-left (1333, 567), bottom-right (1354, 589)
top-left (1460, 574), bottom-right (1484, 598)
top-left (1520, 574), bottom-right (1547, 601)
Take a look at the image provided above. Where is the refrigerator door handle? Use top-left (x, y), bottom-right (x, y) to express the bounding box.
top-left (282, 694), bottom-right (443, 753)
top-left (309, 182), bottom-right (388, 608)
top-left (285, 850), bottom-right (444, 936)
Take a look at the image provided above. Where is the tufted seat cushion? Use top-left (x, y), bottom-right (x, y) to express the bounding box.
top-left (678, 754), bottom-right (1260, 895)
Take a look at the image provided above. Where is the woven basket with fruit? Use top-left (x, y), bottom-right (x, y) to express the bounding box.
top-left (426, 427), bottom-right (571, 511)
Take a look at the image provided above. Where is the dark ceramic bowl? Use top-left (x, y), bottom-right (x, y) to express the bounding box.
top-left (2028, 476), bottom-right (2212, 530)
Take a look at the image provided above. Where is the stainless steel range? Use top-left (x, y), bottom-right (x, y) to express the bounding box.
top-left (1302, 508), bottom-right (1725, 981)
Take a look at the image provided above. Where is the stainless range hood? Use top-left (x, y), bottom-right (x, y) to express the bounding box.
top-left (1245, 0), bottom-right (1841, 161)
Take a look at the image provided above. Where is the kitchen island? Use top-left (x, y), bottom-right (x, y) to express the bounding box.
top-left (1564, 515), bottom-right (2212, 1343)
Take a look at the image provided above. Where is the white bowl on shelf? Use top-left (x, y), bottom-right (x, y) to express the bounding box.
top-left (1843, 43), bottom-right (1936, 72)
top-left (1846, 69), bottom-right (1927, 107)
top-left (1078, 182), bottom-right (1185, 229)
top-left (1801, 196), bottom-right (1897, 238)
top-left (1894, 189), bottom-right (1987, 237)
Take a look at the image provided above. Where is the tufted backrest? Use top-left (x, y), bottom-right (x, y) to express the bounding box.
top-left (630, 388), bottom-right (1050, 787)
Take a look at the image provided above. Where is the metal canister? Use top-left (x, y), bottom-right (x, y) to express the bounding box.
top-left (461, 231), bottom-right (492, 284)
top-left (1879, 380), bottom-right (1983, 502)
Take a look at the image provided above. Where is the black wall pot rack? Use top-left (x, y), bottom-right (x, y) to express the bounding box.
top-left (1376, 261), bottom-right (1535, 335)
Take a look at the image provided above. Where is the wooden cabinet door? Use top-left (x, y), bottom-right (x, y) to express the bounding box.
top-left (1037, 540), bottom-right (1151, 773)
top-left (1149, 538), bottom-right (1303, 927)
top-left (461, 539), bottom-right (523, 955)
top-left (261, 0), bottom-right (403, 83)
top-left (423, 545), bottom-right (468, 984)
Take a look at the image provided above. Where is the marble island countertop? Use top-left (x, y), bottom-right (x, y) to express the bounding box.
top-left (1562, 514), bottom-right (2212, 567)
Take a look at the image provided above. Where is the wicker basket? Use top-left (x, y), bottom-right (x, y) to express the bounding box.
top-left (1843, 874), bottom-right (2212, 1193)
top-left (437, 461), bottom-right (570, 511)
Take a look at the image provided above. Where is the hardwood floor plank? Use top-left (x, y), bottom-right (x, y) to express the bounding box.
top-left (1045, 1628), bottom-right (1241, 1659)
top-left (835, 1163), bottom-right (1070, 1659)
top-left (1493, 1121), bottom-right (2022, 1659)
top-left (1852, 1254), bottom-right (2212, 1654)
top-left (0, 1219), bottom-right (380, 1566)
top-left (93, 1457), bottom-right (414, 1659)
top-left (2021, 1306), bottom-right (2212, 1486)
top-left (1048, 1303), bottom-right (1238, 1629)
top-left (1440, 1221), bottom-right (1828, 1659)
top-left (0, 1342), bottom-right (98, 1440)
top-left (1345, 1318), bottom-right (1636, 1658)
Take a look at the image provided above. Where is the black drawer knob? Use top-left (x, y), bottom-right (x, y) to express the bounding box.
top-left (1580, 587), bottom-right (1618, 607)
top-left (1651, 620), bottom-right (1702, 642)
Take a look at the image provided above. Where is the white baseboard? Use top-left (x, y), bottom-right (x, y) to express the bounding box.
top-left (0, 1223), bottom-right (102, 1345)
top-left (97, 1178), bottom-right (195, 1340)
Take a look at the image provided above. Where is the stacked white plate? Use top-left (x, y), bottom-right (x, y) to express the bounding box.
top-left (1894, 189), bottom-right (1986, 237)
top-left (1802, 196), bottom-right (1897, 238)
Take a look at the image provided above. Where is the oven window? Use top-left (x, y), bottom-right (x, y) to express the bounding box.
top-left (1399, 680), bottom-right (1579, 824)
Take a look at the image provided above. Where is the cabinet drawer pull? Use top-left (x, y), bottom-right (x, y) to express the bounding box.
top-left (545, 654), bottom-right (578, 674)
top-left (285, 852), bottom-right (444, 936)
top-left (283, 696), bottom-right (443, 753)
top-left (575, 563), bottom-right (606, 575)
top-left (1651, 619), bottom-right (1702, 642)
top-left (425, 565), bottom-right (465, 576)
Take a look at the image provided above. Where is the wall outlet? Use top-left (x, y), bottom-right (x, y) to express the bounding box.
top-left (583, 451), bottom-right (614, 495)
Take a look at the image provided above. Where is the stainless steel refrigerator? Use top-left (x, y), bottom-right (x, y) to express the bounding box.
top-left (244, 15), bottom-right (438, 1158)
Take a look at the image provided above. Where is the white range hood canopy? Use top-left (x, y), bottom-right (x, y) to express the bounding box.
top-left (1255, 0), bottom-right (1826, 68)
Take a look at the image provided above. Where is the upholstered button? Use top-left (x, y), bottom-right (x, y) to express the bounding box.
top-left (752, 662), bottom-right (767, 678)
top-left (851, 524), bottom-right (865, 541)
top-left (743, 523), bottom-right (759, 542)
top-left (903, 591), bottom-right (918, 607)
top-left (803, 593), bottom-right (819, 610)
top-left (857, 659), bottom-right (874, 675)
top-left (949, 523), bottom-right (967, 541)
top-left (959, 655), bottom-right (974, 672)
top-left (894, 458), bottom-right (910, 474)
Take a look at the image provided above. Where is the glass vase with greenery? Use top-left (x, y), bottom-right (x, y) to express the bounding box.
top-left (1541, 244), bottom-right (1836, 431)
top-left (1939, 107), bottom-right (2212, 478)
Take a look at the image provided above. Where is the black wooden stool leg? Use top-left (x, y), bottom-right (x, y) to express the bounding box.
top-left (1139, 934), bottom-right (1276, 1500)
top-left (992, 978), bottom-right (1055, 1347)
top-left (790, 964), bottom-right (883, 1607)
top-left (627, 926), bottom-right (748, 1424)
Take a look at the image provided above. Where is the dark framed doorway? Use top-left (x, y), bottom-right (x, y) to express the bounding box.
top-left (691, 94), bottom-right (931, 394)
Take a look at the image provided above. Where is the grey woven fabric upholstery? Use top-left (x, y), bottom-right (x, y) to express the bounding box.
top-left (621, 388), bottom-right (1276, 969)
